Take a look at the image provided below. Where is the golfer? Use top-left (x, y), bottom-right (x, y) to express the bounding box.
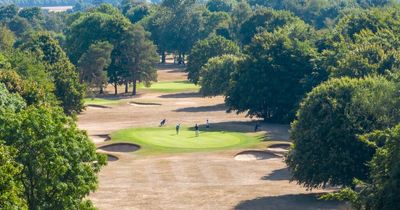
top-left (176, 123), bottom-right (181, 135)
top-left (206, 119), bottom-right (210, 129)
top-left (159, 119), bottom-right (166, 127)
top-left (254, 123), bottom-right (260, 132)
top-left (195, 124), bottom-right (199, 137)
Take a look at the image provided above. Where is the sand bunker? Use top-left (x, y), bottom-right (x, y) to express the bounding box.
top-left (129, 101), bottom-right (161, 107)
top-left (107, 154), bottom-right (119, 162)
top-left (98, 143), bottom-right (140, 153)
top-left (90, 134), bottom-right (111, 143)
top-left (234, 150), bottom-right (280, 161)
top-left (86, 104), bottom-right (111, 109)
top-left (266, 144), bottom-right (290, 155)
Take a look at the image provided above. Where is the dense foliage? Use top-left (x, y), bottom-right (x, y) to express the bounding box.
top-left (287, 76), bottom-right (400, 188)
top-left (226, 22), bottom-right (319, 122)
top-left (187, 35), bottom-right (239, 84)
top-left (1, 0), bottom-right (400, 209)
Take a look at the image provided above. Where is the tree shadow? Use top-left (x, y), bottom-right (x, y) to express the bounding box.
top-left (261, 168), bottom-right (291, 181)
top-left (181, 121), bottom-right (289, 142)
top-left (174, 103), bottom-right (226, 112)
top-left (158, 92), bottom-right (201, 98)
top-left (234, 193), bottom-right (346, 210)
top-left (188, 121), bottom-right (289, 140)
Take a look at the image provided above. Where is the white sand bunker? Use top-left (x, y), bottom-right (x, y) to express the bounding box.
top-left (129, 101), bottom-right (161, 107)
top-left (107, 154), bottom-right (119, 162)
top-left (90, 134), bottom-right (111, 143)
top-left (235, 150), bottom-right (280, 161)
top-left (97, 143), bottom-right (140, 153)
top-left (266, 144), bottom-right (290, 155)
top-left (86, 104), bottom-right (111, 109)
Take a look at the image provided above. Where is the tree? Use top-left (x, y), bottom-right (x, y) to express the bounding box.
top-left (0, 26), bottom-right (15, 51)
top-left (329, 29), bottom-right (400, 78)
top-left (126, 3), bottom-right (152, 24)
top-left (120, 24), bottom-right (158, 95)
top-left (286, 76), bottom-right (400, 189)
top-left (199, 54), bottom-right (241, 96)
top-left (238, 8), bottom-right (301, 44)
top-left (21, 32), bottom-right (85, 115)
top-left (206, 0), bottom-right (235, 12)
top-left (18, 7), bottom-right (43, 22)
top-left (0, 106), bottom-right (106, 209)
top-left (187, 35), bottom-right (240, 84)
top-left (0, 4), bottom-right (18, 23)
top-left (7, 16), bottom-right (31, 36)
top-left (0, 70), bottom-right (49, 106)
top-left (66, 10), bottom-right (131, 94)
top-left (78, 41), bottom-right (113, 94)
top-left (0, 82), bottom-right (26, 111)
top-left (0, 144), bottom-right (26, 209)
top-left (336, 7), bottom-right (400, 41)
top-left (226, 23), bottom-right (319, 122)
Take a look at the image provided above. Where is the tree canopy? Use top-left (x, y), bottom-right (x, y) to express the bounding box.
top-left (287, 76), bottom-right (400, 188)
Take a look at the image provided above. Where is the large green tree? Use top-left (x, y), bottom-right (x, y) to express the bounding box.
top-left (120, 24), bottom-right (158, 95)
top-left (287, 76), bottom-right (400, 188)
top-left (187, 35), bottom-right (240, 84)
top-left (21, 33), bottom-right (85, 115)
top-left (238, 8), bottom-right (301, 45)
top-left (66, 7), bottom-right (131, 94)
top-left (0, 106), bottom-right (106, 209)
top-left (199, 54), bottom-right (241, 96)
top-left (226, 23), bottom-right (319, 122)
top-left (78, 41), bottom-right (113, 94)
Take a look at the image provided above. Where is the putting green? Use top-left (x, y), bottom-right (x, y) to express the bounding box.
top-left (137, 81), bottom-right (199, 93)
top-left (111, 127), bottom-right (262, 154)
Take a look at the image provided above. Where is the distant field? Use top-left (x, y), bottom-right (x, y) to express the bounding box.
top-left (110, 126), bottom-right (263, 155)
top-left (41, 6), bottom-right (73, 12)
top-left (137, 81), bottom-right (199, 93)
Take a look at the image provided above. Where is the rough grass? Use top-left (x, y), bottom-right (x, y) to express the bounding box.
top-left (110, 126), bottom-right (263, 155)
top-left (137, 81), bottom-right (199, 93)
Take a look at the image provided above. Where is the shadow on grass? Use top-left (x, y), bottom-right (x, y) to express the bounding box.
top-left (174, 103), bottom-right (226, 112)
top-left (261, 168), bottom-right (291, 181)
top-left (158, 92), bottom-right (201, 98)
top-left (234, 193), bottom-right (346, 210)
top-left (183, 121), bottom-right (289, 141)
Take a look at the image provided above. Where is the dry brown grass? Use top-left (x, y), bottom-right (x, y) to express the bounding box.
top-left (78, 65), bottom-right (345, 210)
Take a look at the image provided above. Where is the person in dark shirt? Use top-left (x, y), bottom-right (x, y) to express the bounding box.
top-left (159, 119), bottom-right (166, 127)
top-left (195, 124), bottom-right (199, 137)
top-left (176, 123), bottom-right (181, 135)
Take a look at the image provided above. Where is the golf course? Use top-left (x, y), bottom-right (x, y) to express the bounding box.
top-left (79, 65), bottom-right (344, 210)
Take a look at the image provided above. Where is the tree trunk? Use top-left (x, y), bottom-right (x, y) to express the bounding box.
top-left (178, 53), bottom-right (183, 65)
top-left (114, 82), bottom-right (118, 95)
top-left (132, 79), bottom-right (137, 96)
top-left (124, 81), bottom-right (129, 93)
top-left (161, 51), bottom-right (166, 64)
top-left (182, 53), bottom-right (185, 65)
top-left (99, 85), bottom-right (104, 94)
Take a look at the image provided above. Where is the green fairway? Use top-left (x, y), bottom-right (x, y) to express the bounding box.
top-left (84, 98), bottom-right (122, 106)
top-left (138, 81), bottom-right (199, 93)
top-left (111, 126), bottom-right (263, 154)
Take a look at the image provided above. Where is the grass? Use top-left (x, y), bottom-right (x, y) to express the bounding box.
top-left (84, 98), bottom-right (123, 106)
top-left (110, 126), bottom-right (264, 155)
top-left (137, 81), bottom-right (199, 93)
